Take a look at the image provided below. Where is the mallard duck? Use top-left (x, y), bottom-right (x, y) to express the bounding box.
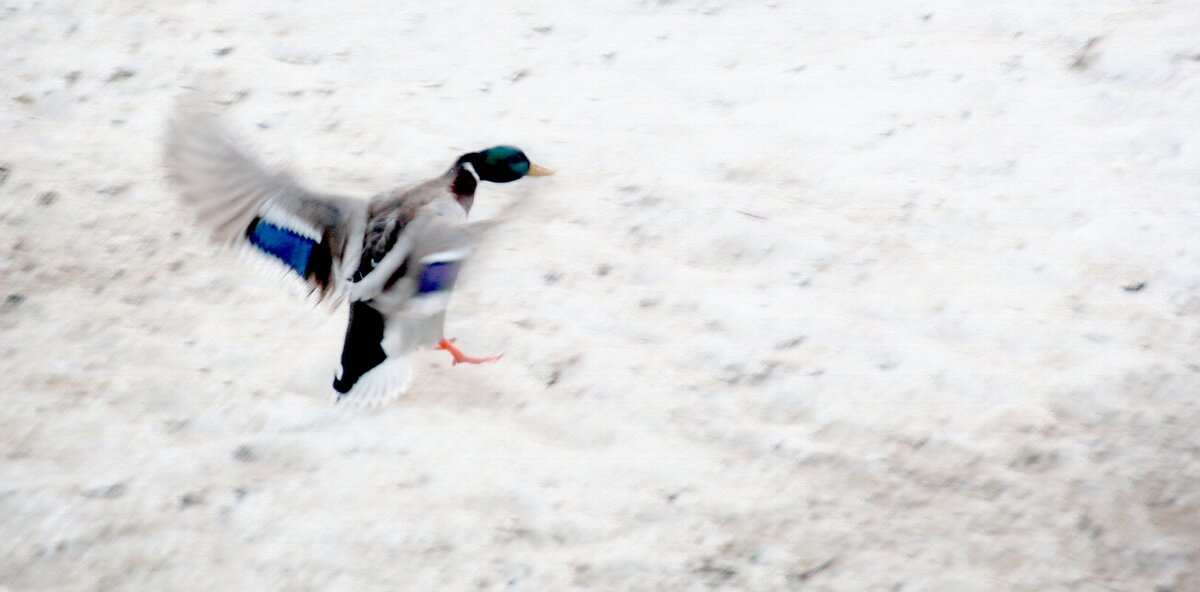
top-left (164, 97), bottom-right (553, 405)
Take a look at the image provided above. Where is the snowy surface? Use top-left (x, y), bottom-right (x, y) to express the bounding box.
top-left (2, 0), bottom-right (1200, 590)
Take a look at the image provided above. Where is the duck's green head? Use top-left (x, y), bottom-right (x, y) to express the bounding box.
top-left (458, 146), bottom-right (555, 183)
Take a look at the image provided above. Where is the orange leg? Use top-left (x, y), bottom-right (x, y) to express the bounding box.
top-left (437, 338), bottom-right (502, 365)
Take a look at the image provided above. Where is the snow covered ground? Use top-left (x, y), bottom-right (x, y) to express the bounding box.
top-left (2, 0), bottom-right (1199, 589)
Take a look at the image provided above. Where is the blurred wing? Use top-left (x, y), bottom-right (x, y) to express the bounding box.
top-left (333, 217), bottom-right (501, 405)
top-left (348, 214), bottom-right (497, 304)
top-left (164, 95), bottom-right (367, 302)
top-left (392, 217), bottom-right (485, 318)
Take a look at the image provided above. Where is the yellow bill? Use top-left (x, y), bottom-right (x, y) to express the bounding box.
top-left (528, 163), bottom-right (556, 176)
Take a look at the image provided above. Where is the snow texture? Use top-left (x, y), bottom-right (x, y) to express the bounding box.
top-left (1, 0), bottom-right (1199, 590)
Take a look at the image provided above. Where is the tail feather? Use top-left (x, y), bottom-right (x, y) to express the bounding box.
top-left (333, 301), bottom-right (413, 405)
top-left (334, 356), bottom-right (412, 407)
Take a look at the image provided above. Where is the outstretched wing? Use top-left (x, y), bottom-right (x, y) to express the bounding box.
top-left (164, 95), bottom-right (367, 302)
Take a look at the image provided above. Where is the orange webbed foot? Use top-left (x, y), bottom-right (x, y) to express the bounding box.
top-left (437, 338), bottom-right (503, 366)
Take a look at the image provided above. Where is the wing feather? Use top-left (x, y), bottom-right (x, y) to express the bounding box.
top-left (164, 94), bottom-right (367, 301)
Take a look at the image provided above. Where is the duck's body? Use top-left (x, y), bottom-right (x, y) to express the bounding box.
top-left (164, 97), bottom-right (552, 405)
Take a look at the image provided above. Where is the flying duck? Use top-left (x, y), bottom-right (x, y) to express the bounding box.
top-left (163, 96), bottom-right (553, 405)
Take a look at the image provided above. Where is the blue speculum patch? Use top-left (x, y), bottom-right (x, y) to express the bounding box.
top-left (247, 219), bottom-right (315, 276)
top-left (417, 260), bottom-right (460, 294)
